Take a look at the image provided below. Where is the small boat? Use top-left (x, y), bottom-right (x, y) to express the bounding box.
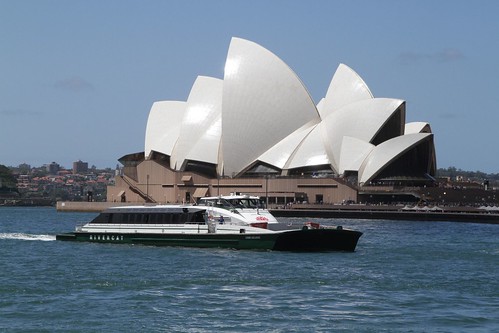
top-left (56, 195), bottom-right (362, 252)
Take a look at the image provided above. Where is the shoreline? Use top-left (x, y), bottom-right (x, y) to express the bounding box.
top-left (52, 201), bottom-right (499, 225)
top-left (271, 208), bottom-right (499, 224)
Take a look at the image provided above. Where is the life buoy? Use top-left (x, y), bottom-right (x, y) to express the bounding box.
top-left (304, 221), bottom-right (321, 229)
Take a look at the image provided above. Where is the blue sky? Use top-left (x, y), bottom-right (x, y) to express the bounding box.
top-left (1, 0), bottom-right (499, 172)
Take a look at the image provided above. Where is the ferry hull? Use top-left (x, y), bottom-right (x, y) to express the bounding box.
top-left (273, 229), bottom-right (362, 252)
top-left (56, 229), bottom-right (362, 252)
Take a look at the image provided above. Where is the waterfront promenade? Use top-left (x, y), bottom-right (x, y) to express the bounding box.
top-left (56, 201), bottom-right (499, 224)
top-left (272, 206), bottom-right (499, 224)
top-left (56, 201), bottom-right (133, 212)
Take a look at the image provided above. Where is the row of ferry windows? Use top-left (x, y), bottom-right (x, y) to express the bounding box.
top-left (91, 212), bottom-right (206, 224)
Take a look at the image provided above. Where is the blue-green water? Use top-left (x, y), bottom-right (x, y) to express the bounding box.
top-left (1, 207), bottom-right (498, 332)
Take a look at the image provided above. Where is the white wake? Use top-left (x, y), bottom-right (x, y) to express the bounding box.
top-left (0, 233), bottom-right (56, 241)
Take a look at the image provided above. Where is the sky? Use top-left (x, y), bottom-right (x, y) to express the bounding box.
top-left (1, 1), bottom-right (499, 172)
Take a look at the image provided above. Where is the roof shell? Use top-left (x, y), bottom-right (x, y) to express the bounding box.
top-left (405, 122), bottom-right (432, 134)
top-left (321, 63), bottom-right (373, 118)
top-left (258, 120), bottom-right (318, 169)
top-left (170, 76), bottom-right (223, 170)
top-left (321, 98), bottom-right (405, 171)
top-left (358, 133), bottom-right (433, 184)
top-left (285, 122), bottom-right (330, 170)
top-left (144, 101), bottom-right (186, 160)
top-left (338, 136), bottom-right (375, 174)
top-left (221, 37), bottom-right (320, 177)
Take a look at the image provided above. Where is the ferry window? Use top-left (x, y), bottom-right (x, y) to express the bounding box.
top-left (171, 214), bottom-right (180, 224)
top-left (189, 212), bottom-right (195, 222)
top-left (192, 211), bottom-right (205, 223)
top-left (154, 213), bottom-right (167, 224)
top-left (229, 199), bottom-right (244, 208)
top-left (91, 213), bottom-right (112, 223)
top-left (123, 214), bottom-right (130, 223)
top-left (114, 213), bottom-right (122, 223)
top-left (250, 199), bottom-right (262, 208)
top-left (121, 214), bottom-right (128, 223)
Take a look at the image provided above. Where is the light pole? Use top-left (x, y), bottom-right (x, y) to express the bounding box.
top-left (146, 174), bottom-right (149, 202)
top-left (265, 175), bottom-right (269, 209)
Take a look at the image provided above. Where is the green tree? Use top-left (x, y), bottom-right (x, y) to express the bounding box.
top-left (0, 165), bottom-right (17, 192)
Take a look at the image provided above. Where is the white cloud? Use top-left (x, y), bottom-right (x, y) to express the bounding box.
top-left (398, 48), bottom-right (464, 65)
top-left (0, 108), bottom-right (42, 117)
top-left (54, 76), bottom-right (94, 92)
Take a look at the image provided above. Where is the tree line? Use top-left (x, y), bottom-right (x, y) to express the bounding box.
top-left (436, 167), bottom-right (499, 182)
top-left (0, 165), bottom-right (17, 193)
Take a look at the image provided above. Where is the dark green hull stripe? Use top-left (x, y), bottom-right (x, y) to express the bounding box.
top-left (56, 229), bottom-right (362, 252)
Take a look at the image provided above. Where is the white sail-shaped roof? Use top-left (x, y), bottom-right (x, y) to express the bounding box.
top-left (321, 98), bottom-right (405, 171)
top-left (221, 37), bottom-right (320, 177)
top-left (405, 122), bottom-right (432, 134)
top-left (316, 98), bottom-right (325, 115)
top-left (171, 76), bottom-right (223, 170)
top-left (258, 120), bottom-right (318, 169)
top-left (320, 63), bottom-right (373, 118)
top-left (285, 123), bottom-right (330, 170)
top-left (185, 116), bottom-right (222, 166)
top-left (338, 136), bottom-right (375, 174)
top-left (144, 101), bottom-right (186, 159)
top-left (142, 37), bottom-right (436, 185)
top-left (358, 133), bottom-right (432, 185)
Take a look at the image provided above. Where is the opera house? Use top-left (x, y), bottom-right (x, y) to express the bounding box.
top-left (107, 37), bottom-right (436, 205)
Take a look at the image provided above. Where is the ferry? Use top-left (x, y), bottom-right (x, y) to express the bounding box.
top-left (56, 195), bottom-right (362, 252)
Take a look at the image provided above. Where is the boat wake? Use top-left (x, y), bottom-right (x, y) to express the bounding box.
top-left (0, 233), bottom-right (56, 241)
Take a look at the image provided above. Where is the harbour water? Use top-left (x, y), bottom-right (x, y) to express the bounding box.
top-left (1, 207), bottom-right (498, 332)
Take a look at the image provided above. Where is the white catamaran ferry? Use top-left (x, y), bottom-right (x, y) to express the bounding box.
top-left (56, 195), bottom-right (362, 252)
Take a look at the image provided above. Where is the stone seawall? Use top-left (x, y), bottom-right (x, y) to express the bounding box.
top-left (271, 208), bottom-right (499, 224)
top-left (56, 201), bottom-right (135, 212)
top-left (56, 201), bottom-right (499, 224)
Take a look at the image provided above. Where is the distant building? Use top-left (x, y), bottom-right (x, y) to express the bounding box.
top-left (46, 162), bottom-right (60, 175)
top-left (17, 174), bottom-right (30, 189)
top-left (18, 163), bottom-right (31, 174)
top-left (73, 160), bottom-right (88, 174)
